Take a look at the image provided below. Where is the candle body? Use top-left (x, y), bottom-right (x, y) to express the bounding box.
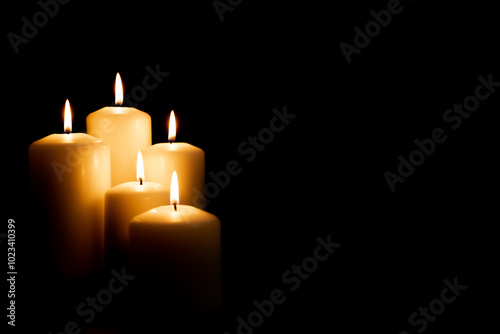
top-left (142, 143), bottom-right (205, 208)
top-left (104, 181), bottom-right (169, 268)
top-left (87, 107), bottom-right (151, 186)
top-left (129, 205), bottom-right (221, 310)
top-left (29, 133), bottom-right (111, 281)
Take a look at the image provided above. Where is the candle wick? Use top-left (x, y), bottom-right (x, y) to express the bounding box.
top-left (139, 178), bottom-right (143, 185)
top-left (173, 202), bottom-right (177, 211)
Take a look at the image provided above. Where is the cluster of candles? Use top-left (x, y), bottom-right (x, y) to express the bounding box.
top-left (29, 74), bottom-right (221, 310)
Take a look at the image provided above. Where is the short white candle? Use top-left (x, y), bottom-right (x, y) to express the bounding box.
top-left (29, 100), bottom-right (111, 281)
top-left (142, 110), bottom-right (205, 208)
top-left (104, 151), bottom-right (169, 268)
top-left (129, 171), bottom-right (221, 310)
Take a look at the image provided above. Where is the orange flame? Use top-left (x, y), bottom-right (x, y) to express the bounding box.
top-left (64, 99), bottom-right (72, 134)
top-left (168, 110), bottom-right (176, 142)
top-left (115, 73), bottom-right (123, 106)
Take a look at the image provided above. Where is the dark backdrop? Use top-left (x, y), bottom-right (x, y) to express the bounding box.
top-left (3, 0), bottom-right (498, 333)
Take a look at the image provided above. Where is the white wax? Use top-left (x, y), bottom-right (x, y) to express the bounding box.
top-left (29, 133), bottom-right (111, 281)
top-left (87, 107), bottom-right (151, 186)
top-left (129, 205), bottom-right (221, 310)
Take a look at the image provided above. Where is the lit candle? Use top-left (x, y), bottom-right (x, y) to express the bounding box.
top-left (87, 73), bottom-right (152, 186)
top-left (104, 151), bottom-right (169, 268)
top-left (142, 110), bottom-right (205, 207)
top-left (129, 170), bottom-right (221, 310)
top-left (29, 100), bottom-right (111, 281)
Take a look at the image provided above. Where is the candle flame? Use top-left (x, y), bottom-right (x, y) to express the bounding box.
top-left (168, 110), bottom-right (176, 142)
top-left (64, 99), bottom-right (72, 134)
top-left (170, 170), bottom-right (179, 207)
top-left (136, 150), bottom-right (144, 184)
top-left (115, 73), bottom-right (123, 106)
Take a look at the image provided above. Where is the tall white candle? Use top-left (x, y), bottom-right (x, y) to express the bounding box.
top-left (29, 100), bottom-right (111, 281)
top-left (87, 73), bottom-right (152, 186)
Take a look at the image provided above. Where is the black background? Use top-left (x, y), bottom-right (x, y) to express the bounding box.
top-left (3, 0), bottom-right (498, 333)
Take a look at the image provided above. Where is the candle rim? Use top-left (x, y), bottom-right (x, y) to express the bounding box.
top-left (30, 133), bottom-right (106, 145)
top-left (92, 106), bottom-right (149, 115)
top-left (130, 204), bottom-right (219, 225)
top-left (143, 142), bottom-right (203, 153)
top-left (106, 180), bottom-right (169, 192)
